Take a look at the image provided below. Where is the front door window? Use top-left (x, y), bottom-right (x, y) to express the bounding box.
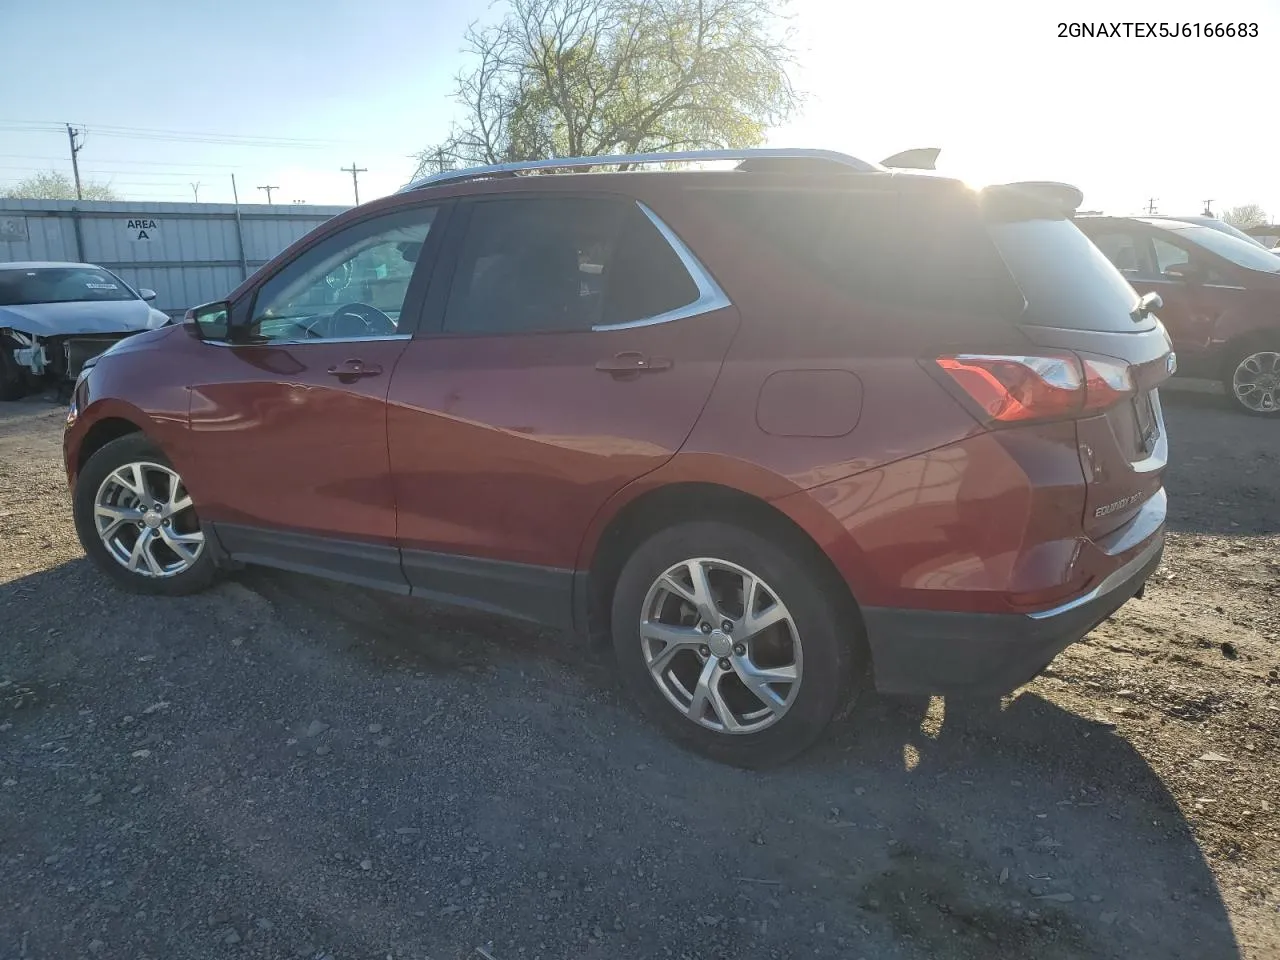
top-left (249, 207), bottom-right (438, 342)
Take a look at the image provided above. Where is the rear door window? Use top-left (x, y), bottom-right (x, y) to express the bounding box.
top-left (1153, 237), bottom-right (1191, 275)
top-left (1091, 231), bottom-right (1151, 279)
top-left (441, 196), bottom-right (700, 335)
top-left (986, 216), bottom-right (1146, 332)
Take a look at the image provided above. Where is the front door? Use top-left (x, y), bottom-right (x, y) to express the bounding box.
top-left (185, 203), bottom-right (445, 586)
top-left (386, 194), bottom-right (738, 621)
top-left (1091, 227), bottom-right (1203, 354)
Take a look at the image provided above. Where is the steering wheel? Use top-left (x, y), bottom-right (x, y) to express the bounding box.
top-left (329, 302), bottom-right (397, 338)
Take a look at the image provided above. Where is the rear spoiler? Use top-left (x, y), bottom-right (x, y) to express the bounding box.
top-left (986, 181), bottom-right (1085, 216)
top-left (879, 147), bottom-right (940, 170)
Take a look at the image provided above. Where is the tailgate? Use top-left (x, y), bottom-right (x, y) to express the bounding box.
top-left (985, 207), bottom-right (1177, 540)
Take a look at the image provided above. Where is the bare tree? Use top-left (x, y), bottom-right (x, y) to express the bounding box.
top-left (2, 170), bottom-right (119, 201)
top-left (415, 0), bottom-right (802, 175)
top-left (1223, 203), bottom-right (1268, 229)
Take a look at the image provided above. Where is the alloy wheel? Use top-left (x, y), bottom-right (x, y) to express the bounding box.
top-left (1232, 351), bottom-right (1280, 413)
top-left (93, 461), bottom-right (205, 578)
top-left (639, 557), bottom-right (803, 734)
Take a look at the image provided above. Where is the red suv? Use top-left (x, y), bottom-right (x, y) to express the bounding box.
top-left (64, 149), bottom-right (1173, 766)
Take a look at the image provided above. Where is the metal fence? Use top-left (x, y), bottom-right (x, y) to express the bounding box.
top-left (0, 199), bottom-right (350, 317)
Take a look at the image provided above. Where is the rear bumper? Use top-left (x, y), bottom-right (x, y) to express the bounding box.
top-left (862, 513), bottom-right (1165, 696)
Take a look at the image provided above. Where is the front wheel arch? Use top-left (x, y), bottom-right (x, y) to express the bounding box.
top-left (77, 417), bottom-right (146, 475)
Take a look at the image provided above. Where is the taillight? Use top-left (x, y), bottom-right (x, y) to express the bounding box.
top-left (1078, 352), bottom-right (1136, 411)
top-left (933, 352), bottom-right (1134, 424)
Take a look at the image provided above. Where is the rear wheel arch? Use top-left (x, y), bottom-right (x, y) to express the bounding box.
top-left (1219, 326), bottom-right (1280, 369)
top-left (581, 481), bottom-right (867, 652)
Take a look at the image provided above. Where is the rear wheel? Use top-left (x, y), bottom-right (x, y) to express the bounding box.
top-left (610, 521), bottom-right (861, 767)
top-left (72, 434), bottom-right (218, 595)
top-left (1225, 341), bottom-right (1280, 416)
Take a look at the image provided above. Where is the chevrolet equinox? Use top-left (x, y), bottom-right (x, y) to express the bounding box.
top-left (64, 149), bottom-right (1173, 766)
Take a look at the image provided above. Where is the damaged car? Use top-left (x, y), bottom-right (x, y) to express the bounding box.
top-left (0, 261), bottom-right (171, 399)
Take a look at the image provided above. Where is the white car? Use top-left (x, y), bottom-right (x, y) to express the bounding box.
top-left (0, 261), bottom-right (170, 399)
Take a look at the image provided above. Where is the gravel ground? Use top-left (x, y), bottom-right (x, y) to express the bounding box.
top-left (1, 383), bottom-right (1277, 960)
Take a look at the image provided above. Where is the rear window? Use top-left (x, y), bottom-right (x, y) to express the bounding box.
top-left (693, 187), bottom-right (1024, 318)
top-left (985, 216), bottom-right (1146, 332)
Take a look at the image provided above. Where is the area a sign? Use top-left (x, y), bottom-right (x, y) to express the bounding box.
top-left (126, 218), bottom-right (158, 241)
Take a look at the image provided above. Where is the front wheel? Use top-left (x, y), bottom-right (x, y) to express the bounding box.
top-left (72, 434), bottom-right (219, 595)
top-left (1224, 342), bottom-right (1280, 416)
top-left (610, 521), bottom-right (862, 768)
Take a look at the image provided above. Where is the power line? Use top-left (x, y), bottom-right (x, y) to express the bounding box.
top-left (0, 118), bottom-right (358, 147)
top-left (0, 153), bottom-right (248, 168)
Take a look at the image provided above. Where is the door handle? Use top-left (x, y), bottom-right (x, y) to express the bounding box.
top-left (326, 358), bottom-right (383, 379)
top-left (595, 351), bottom-right (673, 378)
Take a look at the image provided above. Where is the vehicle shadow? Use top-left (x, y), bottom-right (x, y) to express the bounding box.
top-left (786, 690), bottom-right (1239, 959)
top-left (239, 565), bottom-right (1240, 960)
top-left (1160, 384), bottom-right (1280, 536)
top-left (0, 559), bottom-right (1242, 960)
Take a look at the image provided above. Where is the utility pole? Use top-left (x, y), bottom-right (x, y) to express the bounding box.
top-left (1146, 197), bottom-right (1159, 215)
top-left (191, 181), bottom-right (202, 202)
top-left (230, 174), bottom-right (249, 280)
top-left (257, 184), bottom-right (279, 204)
top-left (341, 162), bottom-right (367, 205)
top-left (1202, 199), bottom-right (1215, 217)
top-left (65, 123), bottom-right (84, 200)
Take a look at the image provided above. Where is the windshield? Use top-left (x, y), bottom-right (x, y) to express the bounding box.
top-left (0, 267), bottom-right (137, 306)
top-left (1197, 219), bottom-right (1268, 248)
top-left (1171, 225), bottom-right (1280, 273)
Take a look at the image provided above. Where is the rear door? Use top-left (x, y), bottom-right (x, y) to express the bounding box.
top-left (385, 193), bottom-right (737, 618)
top-left (987, 211), bottom-right (1174, 540)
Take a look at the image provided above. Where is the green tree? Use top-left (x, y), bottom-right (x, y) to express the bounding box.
top-left (3, 170), bottom-right (119, 201)
top-left (415, 0), bottom-right (802, 176)
top-left (1223, 203), bottom-right (1268, 229)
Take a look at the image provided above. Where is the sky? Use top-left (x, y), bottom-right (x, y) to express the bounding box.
top-left (1, 0), bottom-right (1278, 217)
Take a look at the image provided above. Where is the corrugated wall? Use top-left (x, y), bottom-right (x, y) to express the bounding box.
top-left (0, 199), bottom-right (350, 316)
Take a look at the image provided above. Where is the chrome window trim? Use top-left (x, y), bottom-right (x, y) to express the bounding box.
top-left (203, 334), bottom-right (412, 347)
top-left (590, 201), bottom-right (731, 332)
top-left (1203, 283), bottom-right (1248, 291)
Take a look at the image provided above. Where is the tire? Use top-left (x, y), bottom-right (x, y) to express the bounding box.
top-left (1223, 340), bottom-right (1280, 417)
top-left (0, 335), bottom-right (28, 401)
top-left (72, 434), bottom-right (219, 596)
top-left (610, 520), bottom-right (863, 768)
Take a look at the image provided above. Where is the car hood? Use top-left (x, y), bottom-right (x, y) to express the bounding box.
top-left (0, 299), bottom-right (170, 336)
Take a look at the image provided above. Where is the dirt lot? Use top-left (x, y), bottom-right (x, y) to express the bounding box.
top-left (1, 384), bottom-right (1277, 960)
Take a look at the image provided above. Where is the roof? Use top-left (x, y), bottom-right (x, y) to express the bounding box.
top-left (398, 148), bottom-right (884, 193)
top-left (0, 260), bottom-right (98, 270)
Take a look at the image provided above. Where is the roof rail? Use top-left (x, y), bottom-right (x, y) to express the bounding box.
top-left (398, 148), bottom-right (879, 193)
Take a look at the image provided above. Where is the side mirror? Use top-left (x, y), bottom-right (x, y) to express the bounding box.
top-left (184, 300), bottom-right (231, 342)
top-left (1132, 290), bottom-right (1163, 322)
top-left (139, 288), bottom-right (158, 301)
